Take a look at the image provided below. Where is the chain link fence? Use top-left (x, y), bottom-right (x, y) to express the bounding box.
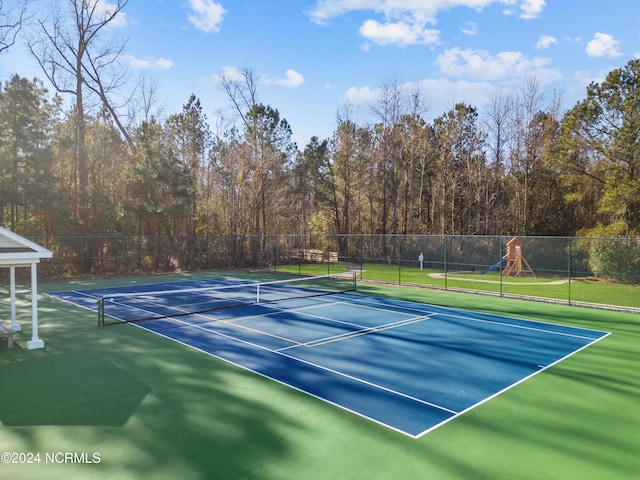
top-left (17, 234), bottom-right (640, 312)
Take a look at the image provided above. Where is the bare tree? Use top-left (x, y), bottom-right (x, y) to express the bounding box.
top-left (218, 67), bottom-right (259, 126)
top-left (371, 77), bottom-right (404, 233)
top-left (482, 89), bottom-right (513, 233)
top-left (28, 0), bottom-right (131, 223)
top-left (128, 75), bottom-right (166, 127)
top-left (217, 67), bottom-right (296, 238)
top-left (0, 0), bottom-right (27, 54)
top-left (507, 76), bottom-right (546, 233)
top-left (484, 88), bottom-right (512, 169)
top-left (403, 82), bottom-right (430, 234)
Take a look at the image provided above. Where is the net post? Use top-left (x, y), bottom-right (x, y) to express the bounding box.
top-left (352, 270), bottom-right (356, 292)
top-left (256, 284), bottom-right (260, 304)
top-left (97, 297), bottom-right (104, 327)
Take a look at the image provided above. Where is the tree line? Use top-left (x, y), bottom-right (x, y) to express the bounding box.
top-left (1, 1), bottom-right (639, 241)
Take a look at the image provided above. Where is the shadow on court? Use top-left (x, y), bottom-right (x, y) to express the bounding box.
top-left (0, 352), bottom-right (150, 426)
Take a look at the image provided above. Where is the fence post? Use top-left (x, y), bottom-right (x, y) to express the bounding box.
top-left (326, 249), bottom-right (330, 274)
top-left (568, 237), bottom-right (572, 306)
top-left (299, 235), bottom-right (304, 276)
top-left (499, 236), bottom-right (503, 297)
top-left (80, 236), bottom-right (84, 279)
top-left (443, 235), bottom-right (448, 290)
top-left (397, 235), bottom-right (401, 285)
top-left (360, 235), bottom-right (364, 280)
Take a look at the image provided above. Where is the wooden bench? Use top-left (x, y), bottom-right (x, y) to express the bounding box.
top-left (0, 320), bottom-right (14, 348)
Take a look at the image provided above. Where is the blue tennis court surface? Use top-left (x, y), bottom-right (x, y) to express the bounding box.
top-left (47, 277), bottom-right (609, 438)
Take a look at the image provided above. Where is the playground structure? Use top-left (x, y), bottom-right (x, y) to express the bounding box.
top-left (482, 237), bottom-right (537, 278)
top-left (502, 237), bottom-right (536, 278)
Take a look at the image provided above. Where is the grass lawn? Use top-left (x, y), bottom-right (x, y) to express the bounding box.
top-left (358, 263), bottom-right (640, 309)
top-left (0, 271), bottom-right (638, 479)
top-left (272, 263), bottom-right (350, 276)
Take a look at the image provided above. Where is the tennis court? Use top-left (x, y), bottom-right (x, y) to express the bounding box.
top-left (47, 274), bottom-right (609, 438)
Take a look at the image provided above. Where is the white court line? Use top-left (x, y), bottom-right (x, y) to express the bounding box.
top-left (277, 314), bottom-right (435, 351)
top-left (438, 311), bottom-right (604, 341)
top-left (125, 311), bottom-right (461, 419)
top-left (44, 290), bottom-right (101, 311)
top-left (340, 293), bottom-right (608, 340)
top-left (413, 331), bottom-right (611, 438)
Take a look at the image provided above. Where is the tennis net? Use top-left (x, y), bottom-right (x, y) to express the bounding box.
top-left (97, 272), bottom-right (356, 326)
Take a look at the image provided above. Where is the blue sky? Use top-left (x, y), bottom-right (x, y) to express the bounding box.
top-left (2, 0), bottom-right (639, 146)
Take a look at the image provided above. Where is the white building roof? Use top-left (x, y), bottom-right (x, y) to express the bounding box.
top-left (0, 226), bottom-right (52, 266)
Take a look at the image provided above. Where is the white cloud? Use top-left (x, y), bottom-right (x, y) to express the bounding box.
top-left (359, 19), bottom-right (440, 46)
top-left (309, 1), bottom-right (544, 47)
top-left (436, 47), bottom-right (561, 83)
top-left (417, 77), bottom-right (498, 117)
top-left (519, 0), bottom-right (545, 19)
top-left (573, 69), bottom-right (607, 92)
top-left (461, 21), bottom-right (478, 36)
top-left (95, 0), bottom-right (128, 27)
top-left (124, 55), bottom-right (173, 70)
top-left (276, 69), bottom-right (305, 88)
top-left (188, 0), bottom-right (226, 33)
top-left (536, 35), bottom-right (557, 50)
top-left (213, 67), bottom-right (304, 89)
top-left (341, 85), bottom-right (378, 107)
top-left (309, 1), bottom-right (546, 25)
top-left (212, 65), bottom-right (245, 83)
top-left (586, 33), bottom-right (622, 58)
